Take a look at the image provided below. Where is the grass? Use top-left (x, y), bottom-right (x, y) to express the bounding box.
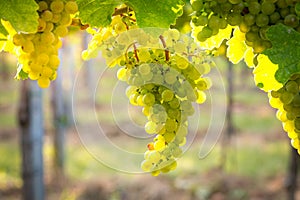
top-left (0, 142), bottom-right (22, 188)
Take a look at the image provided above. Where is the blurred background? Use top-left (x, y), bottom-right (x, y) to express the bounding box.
top-left (0, 30), bottom-right (297, 200)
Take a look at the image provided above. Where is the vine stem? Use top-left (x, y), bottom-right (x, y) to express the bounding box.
top-left (133, 44), bottom-right (139, 62)
top-left (159, 35), bottom-right (170, 61)
top-left (125, 42), bottom-right (139, 62)
top-left (112, 7), bottom-right (133, 16)
top-left (71, 18), bottom-right (89, 30)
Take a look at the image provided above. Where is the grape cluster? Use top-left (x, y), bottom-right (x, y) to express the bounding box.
top-left (191, 0), bottom-right (300, 53)
top-left (269, 74), bottom-right (300, 153)
top-left (13, 0), bottom-right (78, 88)
top-left (82, 6), bottom-right (137, 61)
top-left (82, 8), bottom-right (213, 175)
top-left (111, 29), bottom-right (211, 175)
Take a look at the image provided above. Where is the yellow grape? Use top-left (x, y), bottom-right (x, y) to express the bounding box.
top-left (50, 0), bottom-right (64, 13)
top-left (64, 1), bottom-right (78, 14)
top-left (37, 77), bottom-right (50, 88)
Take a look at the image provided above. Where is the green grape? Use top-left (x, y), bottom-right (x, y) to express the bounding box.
top-left (55, 25), bottom-right (68, 37)
top-left (276, 0), bottom-right (288, 8)
top-left (145, 121), bottom-right (157, 134)
top-left (148, 150), bottom-right (161, 163)
top-left (227, 13), bottom-right (242, 26)
top-left (41, 10), bottom-right (53, 22)
top-left (191, 0), bottom-right (204, 11)
top-left (284, 14), bottom-right (299, 28)
top-left (138, 49), bottom-right (151, 62)
top-left (38, 1), bottom-right (48, 11)
top-left (197, 26), bottom-right (213, 42)
top-left (280, 8), bottom-right (290, 18)
top-left (248, 2), bottom-right (261, 15)
top-left (50, 0), bottom-right (64, 13)
top-left (245, 31), bottom-right (259, 42)
top-left (162, 89), bottom-right (174, 102)
top-left (244, 14), bottom-right (256, 26)
top-left (261, 2), bottom-right (276, 15)
top-left (194, 15), bottom-right (209, 26)
top-left (165, 118), bottom-right (177, 132)
top-left (142, 93), bottom-right (156, 106)
top-left (270, 12), bottom-right (281, 24)
top-left (208, 15), bottom-right (220, 30)
top-left (60, 12), bottom-right (72, 26)
top-left (229, 0), bottom-right (242, 4)
top-left (141, 160), bottom-right (152, 172)
top-left (295, 118), bottom-right (300, 130)
top-left (293, 94), bottom-right (300, 107)
top-left (164, 71), bottom-right (177, 84)
top-left (285, 81), bottom-right (299, 94)
top-left (174, 42), bottom-right (187, 54)
top-left (51, 13), bottom-right (61, 23)
top-left (256, 14), bottom-right (269, 27)
top-left (64, 1), bottom-right (78, 14)
top-left (138, 63), bottom-right (151, 75)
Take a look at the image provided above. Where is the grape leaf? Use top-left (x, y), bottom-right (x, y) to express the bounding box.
top-left (263, 24), bottom-right (300, 84)
top-left (0, 23), bottom-right (8, 36)
top-left (0, 0), bottom-right (39, 35)
top-left (76, 0), bottom-right (122, 27)
top-left (124, 0), bottom-right (184, 28)
top-left (76, 0), bottom-right (184, 28)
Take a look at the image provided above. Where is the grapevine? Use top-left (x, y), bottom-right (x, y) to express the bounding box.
top-left (0, 0), bottom-right (300, 175)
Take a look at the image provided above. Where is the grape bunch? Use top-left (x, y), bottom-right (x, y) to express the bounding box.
top-left (191, 0), bottom-right (300, 53)
top-left (85, 26), bottom-right (212, 175)
top-left (82, 6), bottom-right (137, 61)
top-left (12, 0), bottom-right (78, 88)
top-left (269, 74), bottom-right (300, 153)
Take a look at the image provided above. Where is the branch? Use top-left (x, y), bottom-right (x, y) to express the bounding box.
top-left (159, 35), bottom-right (170, 61)
top-left (112, 7), bottom-right (133, 16)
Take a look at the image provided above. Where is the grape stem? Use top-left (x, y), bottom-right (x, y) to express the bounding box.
top-left (125, 42), bottom-right (139, 62)
top-left (71, 18), bottom-right (89, 30)
top-left (159, 35), bottom-right (170, 61)
top-left (112, 6), bottom-right (133, 16)
top-left (133, 44), bottom-right (139, 62)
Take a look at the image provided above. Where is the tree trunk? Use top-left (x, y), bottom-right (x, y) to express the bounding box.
top-left (18, 80), bottom-right (44, 200)
top-left (285, 145), bottom-right (299, 200)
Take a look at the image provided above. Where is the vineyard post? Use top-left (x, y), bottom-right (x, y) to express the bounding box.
top-left (51, 65), bottom-right (66, 178)
top-left (285, 145), bottom-right (300, 200)
top-left (18, 80), bottom-right (44, 200)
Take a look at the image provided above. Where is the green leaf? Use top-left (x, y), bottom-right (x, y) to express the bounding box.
top-left (15, 64), bottom-right (28, 80)
top-left (0, 23), bottom-right (8, 36)
top-left (76, 0), bottom-right (184, 28)
top-left (263, 24), bottom-right (300, 84)
top-left (124, 0), bottom-right (185, 28)
top-left (0, 0), bottom-right (39, 34)
top-left (76, 0), bottom-right (122, 27)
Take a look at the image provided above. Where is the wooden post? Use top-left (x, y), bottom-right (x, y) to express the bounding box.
top-left (18, 80), bottom-right (44, 200)
top-left (285, 145), bottom-right (299, 200)
top-left (51, 66), bottom-right (65, 177)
